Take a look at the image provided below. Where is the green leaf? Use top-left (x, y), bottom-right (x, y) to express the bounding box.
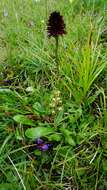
top-left (25, 127), bottom-right (54, 139)
top-left (54, 110), bottom-right (63, 125)
top-left (0, 183), bottom-right (15, 190)
top-left (33, 102), bottom-right (45, 114)
top-left (101, 134), bottom-right (107, 148)
top-left (15, 128), bottom-right (23, 140)
top-left (103, 160), bottom-right (107, 172)
top-left (69, 108), bottom-right (82, 124)
top-left (13, 114), bottom-right (35, 126)
top-left (60, 128), bottom-right (75, 146)
top-left (87, 89), bottom-right (103, 106)
top-left (60, 127), bottom-right (71, 136)
top-left (65, 136), bottom-right (75, 146)
top-left (34, 149), bottom-right (41, 156)
top-left (76, 167), bottom-right (86, 176)
top-left (48, 133), bottom-right (62, 142)
top-left (57, 146), bottom-right (72, 156)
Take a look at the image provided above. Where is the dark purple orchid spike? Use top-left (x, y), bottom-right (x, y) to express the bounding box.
top-left (47, 11), bottom-right (66, 37)
top-left (47, 11), bottom-right (66, 63)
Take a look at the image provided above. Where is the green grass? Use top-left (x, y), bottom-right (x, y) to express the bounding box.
top-left (0, 0), bottom-right (107, 189)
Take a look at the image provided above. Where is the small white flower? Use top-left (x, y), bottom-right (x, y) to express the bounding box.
top-left (52, 110), bottom-right (55, 114)
top-left (3, 8), bottom-right (8, 17)
top-left (54, 90), bottom-right (60, 96)
top-left (28, 20), bottom-right (35, 27)
top-left (56, 97), bottom-right (61, 102)
top-left (59, 100), bottom-right (62, 104)
top-left (58, 107), bottom-right (63, 111)
top-left (69, 0), bottom-right (74, 3)
top-left (41, 20), bottom-right (45, 24)
top-left (52, 98), bottom-right (56, 102)
top-left (33, 0), bottom-right (40, 2)
top-left (26, 86), bottom-right (34, 92)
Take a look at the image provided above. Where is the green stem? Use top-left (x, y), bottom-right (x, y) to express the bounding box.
top-left (55, 36), bottom-right (59, 63)
top-left (45, 0), bottom-right (48, 21)
top-left (43, 0), bottom-right (48, 48)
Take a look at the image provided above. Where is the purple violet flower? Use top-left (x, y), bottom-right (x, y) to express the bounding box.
top-left (38, 144), bottom-right (50, 151)
top-left (36, 138), bottom-right (44, 145)
top-left (35, 138), bottom-right (52, 152)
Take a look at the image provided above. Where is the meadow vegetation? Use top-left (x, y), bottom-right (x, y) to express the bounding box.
top-left (0, 0), bottom-right (107, 189)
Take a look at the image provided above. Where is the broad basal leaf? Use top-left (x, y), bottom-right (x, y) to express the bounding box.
top-left (25, 126), bottom-right (54, 139)
top-left (13, 114), bottom-right (35, 126)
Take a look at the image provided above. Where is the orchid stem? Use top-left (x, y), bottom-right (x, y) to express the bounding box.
top-left (55, 36), bottom-right (59, 64)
